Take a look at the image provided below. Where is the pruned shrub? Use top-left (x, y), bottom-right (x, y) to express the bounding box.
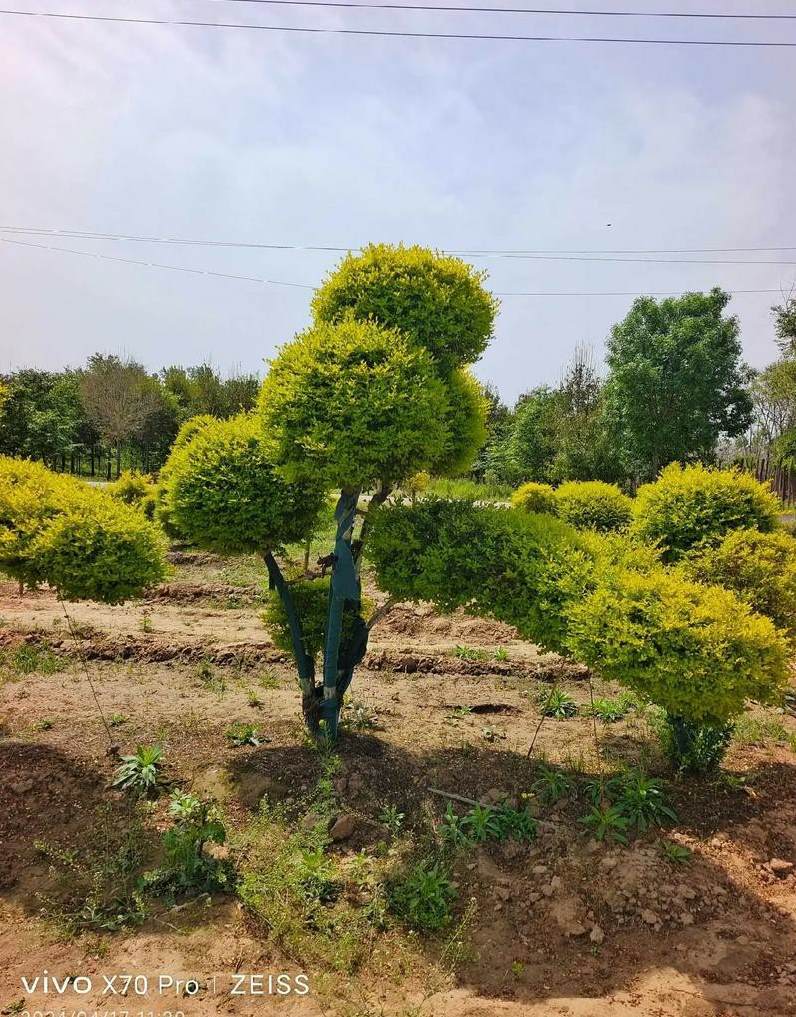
top-left (511, 481), bottom-right (557, 515)
top-left (108, 470), bottom-right (157, 518)
top-left (311, 242), bottom-right (498, 373)
top-left (681, 528), bottom-right (796, 642)
top-left (161, 413), bottom-right (327, 553)
top-left (0, 456), bottom-right (166, 601)
top-left (553, 480), bottom-right (633, 532)
top-left (565, 569), bottom-right (788, 727)
top-left (259, 318), bottom-right (450, 490)
top-left (632, 462), bottom-right (781, 561)
top-left (430, 368), bottom-right (488, 477)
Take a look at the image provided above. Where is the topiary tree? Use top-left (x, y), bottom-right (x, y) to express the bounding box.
top-left (632, 462), bottom-right (781, 561)
top-left (162, 245), bottom-right (497, 739)
top-left (0, 455), bottom-right (167, 601)
top-left (553, 480), bottom-right (633, 533)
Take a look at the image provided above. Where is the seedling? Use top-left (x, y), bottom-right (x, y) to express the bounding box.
top-left (661, 839), bottom-right (692, 865)
top-left (111, 745), bottom-right (164, 794)
top-left (342, 700), bottom-right (378, 730)
top-left (540, 688), bottom-right (578, 719)
top-left (590, 695), bottom-right (633, 723)
top-left (454, 645), bottom-right (488, 662)
top-left (580, 804), bottom-right (629, 844)
top-left (33, 718), bottom-right (54, 731)
top-left (109, 713), bottom-right (128, 727)
top-left (140, 612), bottom-right (153, 633)
top-left (481, 726), bottom-right (506, 742)
top-left (614, 771), bottom-right (677, 832)
top-left (247, 688), bottom-right (263, 708)
top-left (389, 859), bottom-right (456, 931)
top-left (532, 765), bottom-right (574, 804)
top-left (493, 647), bottom-right (509, 662)
top-left (493, 804), bottom-right (537, 842)
top-left (462, 803), bottom-right (504, 843)
top-left (225, 722), bottom-right (263, 747)
top-left (438, 803), bottom-right (473, 850)
top-left (378, 803), bottom-right (405, 837)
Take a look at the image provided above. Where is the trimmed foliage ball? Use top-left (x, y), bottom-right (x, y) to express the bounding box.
top-left (632, 462), bottom-right (781, 561)
top-left (311, 243), bottom-right (498, 373)
top-left (31, 496), bottom-right (168, 604)
top-left (553, 480), bottom-right (633, 533)
top-left (511, 481), bottom-right (557, 515)
top-left (430, 368), bottom-right (488, 477)
top-left (260, 318), bottom-right (450, 490)
top-left (681, 528), bottom-right (796, 642)
top-left (163, 414), bottom-right (326, 553)
top-left (565, 569), bottom-right (788, 726)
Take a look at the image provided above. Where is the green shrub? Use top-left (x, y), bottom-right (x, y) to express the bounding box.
top-left (311, 242), bottom-right (498, 373)
top-left (430, 368), bottom-right (488, 477)
top-left (30, 495), bottom-right (168, 604)
top-left (553, 480), bottom-right (633, 532)
top-left (681, 528), bottom-right (796, 642)
top-left (511, 481), bottom-right (557, 515)
top-left (162, 414), bottom-right (326, 554)
top-left (659, 714), bottom-right (734, 775)
top-left (111, 745), bottom-right (165, 794)
top-left (144, 792), bottom-right (231, 894)
top-left (565, 569), bottom-right (788, 726)
top-left (632, 462), bottom-right (781, 561)
top-left (260, 317), bottom-right (450, 490)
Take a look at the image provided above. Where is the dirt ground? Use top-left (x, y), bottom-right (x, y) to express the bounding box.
top-left (1, 554), bottom-right (795, 1017)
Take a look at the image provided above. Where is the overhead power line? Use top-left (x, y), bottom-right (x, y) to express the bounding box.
top-left (1, 235), bottom-right (791, 298)
top-left (200, 0), bottom-right (796, 20)
top-left (2, 8), bottom-right (796, 45)
top-left (2, 226), bottom-right (796, 266)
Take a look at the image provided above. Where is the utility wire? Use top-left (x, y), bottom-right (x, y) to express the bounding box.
top-left (2, 227), bottom-right (796, 266)
top-left (2, 8), bottom-right (796, 45)
top-left (199, 0), bottom-right (796, 20)
top-left (1, 235), bottom-right (790, 298)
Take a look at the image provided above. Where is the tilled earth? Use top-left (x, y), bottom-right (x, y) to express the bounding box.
top-left (0, 555), bottom-right (795, 1017)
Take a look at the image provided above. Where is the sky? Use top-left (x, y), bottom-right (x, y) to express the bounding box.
top-left (1, 1), bottom-right (795, 403)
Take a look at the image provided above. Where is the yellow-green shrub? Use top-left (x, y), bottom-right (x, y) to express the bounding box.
top-left (553, 480), bottom-right (633, 532)
top-left (31, 496), bottom-right (168, 603)
top-left (430, 368), bottom-right (488, 477)
top-left (632, 462), bottom-right (781, 561)
top-left (108, 470), bottom-right (157, 518)
top-left (511, 481), bottom-right (557, 515)
top-left (0, 456), bottom-right (167, 602)
top-left (565, 570), bottom-right (788, 726)
top-left (681, 528), bottom-right (796, 642)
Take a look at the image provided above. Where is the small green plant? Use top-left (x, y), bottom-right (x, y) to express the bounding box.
top-left (590, 694), bottom-right (634, 723)
top-left (540, 687), bottom-right (578, 719)
top-left (225, 722), bottom-right (263, 747)
top-left (661, 715), bottom-right (735, 775)
top-left (32, 717), bottom-right (54, 731)
top-left (493, 804), bottom-right (537, 842)
top-left (143, 791), bottom-right (230, 894)
top-left (258, 669), bottom-right (281, 690)
top-left (342, 700), bottom-right (378, 730)
top-left (438, 803), bottom-right (472, 850)
top-left (108, 712), bottom-right (128, 727)
top-left (448, 704), bottom-right (473, 721)
top-left (661, 839), bottom-right (692, 865)
top-left (454, 645), bottom-right (488, 662)
top-left (613, 771), bottom-right (677, 832)
top-left (580, 804), bottom-right (629, 844)
top-left (247, 688), bottom-right (263, 708)
top-left (110, 745), bottom-right (164, 794)
top-left (196, 658), bottom-right (215, 683)
top-left (462, 803), bottom-right (504, 843)
top-left (140, 611), bottom-right (153, 633)
top-left (493, 646), bottom-right (509, 661)
top-left (5, 643), bottom-right (64, 676)
top-left (532, 765), bottom-right (574, 804)
top-left (378, 803), bottom-right (405, 837)
top-left (481, 726), bottom-right (506, 741)
top-left (389, 858), bottom-right (456, 931)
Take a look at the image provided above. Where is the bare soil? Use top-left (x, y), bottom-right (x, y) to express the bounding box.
top-left (1, 558), bottom-right (795, 1017)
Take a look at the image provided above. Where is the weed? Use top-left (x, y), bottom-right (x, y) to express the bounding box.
top-left (580, 804), bottom-right (629, 844)
top-left (733, 713), bottom-right (796, 749)
top-left (225, 722), bottom-right (264, 747)
top-left (259, 669), bottom-right (281, 690)
top-left (247, 688), bottom-right (263, 709)
top-left (32, 718), bottom-right (54, 731)
top-left (462, 803), bottom-right (504, 843)
top-left (493, 647), bottom-right (509, 662)
top-left (481, 726), bottom-right (506, 742)
top-left (438, 803), bottom-right (472, 850)
top-left (388, 858), bottom-right (456, 932)
top-left (540, 688), bottom-right (578, 719)
top-left (590, 694), bottom-right (635, 723)
top-left (108, 713), bottom-right (128, 727)
top-left (447, 705), bottom-right (472, 721)
top-left (140, 612), bottom-right (153, 633)
top-left (110, 745), bottom-right (164, 795)
top-left (532, 765), bottom-right (574, 804)
top-left (2, 643), bottom-right (64, 676)
top-left (493, 804), bottom-right (537, 842)
top-left (143, 791), bottom-right (231, 895)
top-left (613, 771), bottom-right (677, 832)
top-left (661, 839), bottom-right (693, 865)
top-left (378, 804), bottom-right (405, 837)
top-left (342, 700), bottom-right (378, 731)
top-left (453, 645), bottom-right (488, 662)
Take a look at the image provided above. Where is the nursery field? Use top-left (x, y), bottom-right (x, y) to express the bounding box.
top-left (1, 551), bottom-right (795, 1017)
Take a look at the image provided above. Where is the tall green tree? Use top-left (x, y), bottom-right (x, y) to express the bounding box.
top-left (0, 369), bottom-right (87, 465)
top-left (605, 288), bottom-right (752, 481)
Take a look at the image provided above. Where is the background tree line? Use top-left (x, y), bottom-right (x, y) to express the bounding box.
top-left (0, 356), bottom-right (259, 478)
top-left (2, 288), bottom-right (795, 494)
